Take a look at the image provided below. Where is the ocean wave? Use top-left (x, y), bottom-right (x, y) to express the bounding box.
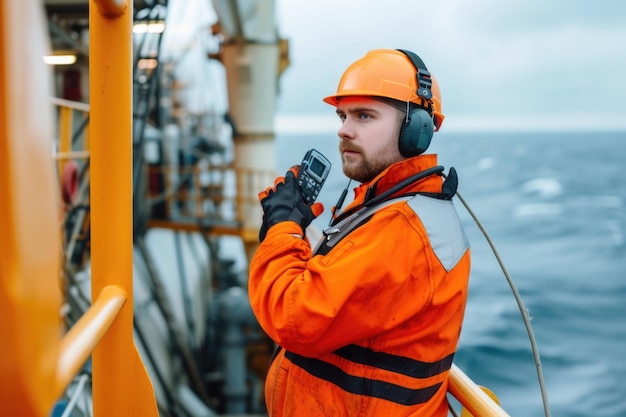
top-left (521, 177), bottom-right (563, 198)
top-left (476, 157), bottom-right (496, 171)
top-left (513, 202), bottom-right (563, 217)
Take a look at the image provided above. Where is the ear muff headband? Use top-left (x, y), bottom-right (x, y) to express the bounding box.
top-left (396, 49), bottom-right (433, 103)
top-left (395, 49), bottom-right (435, 157)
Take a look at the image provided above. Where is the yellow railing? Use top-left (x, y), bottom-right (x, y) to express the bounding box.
top-left (0, 1), bottom-right (63, 413)
top-left (449, 364), bottom-right (511, 417)
top-left (51, 97), bottom-right (90, 224)
top-left (0, 0), bottom-right (158, 416)
top-left (144, 163), bottom-right (275, 236)
top-left (51, 97), bottom-right (90, 176)
top-left (56, 285), bottom-right (127, 395)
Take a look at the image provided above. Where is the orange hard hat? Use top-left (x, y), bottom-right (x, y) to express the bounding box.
top-left (323, 49), bottom-right (444, 130)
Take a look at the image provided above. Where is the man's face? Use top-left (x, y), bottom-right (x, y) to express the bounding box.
top-left (335, 96), bottom-right (404, 183)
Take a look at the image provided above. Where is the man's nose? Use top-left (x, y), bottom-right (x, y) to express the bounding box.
top-left (337, 118), bottom-right (354, 139)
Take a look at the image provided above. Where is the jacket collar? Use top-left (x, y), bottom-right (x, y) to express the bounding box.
top-left (341, 154), bottom-right (442, 214)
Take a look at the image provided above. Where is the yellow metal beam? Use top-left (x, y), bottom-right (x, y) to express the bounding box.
top-left (0, 0), bottom-right (63, 416)
top-left (89, 0), bottom-right (158, 415)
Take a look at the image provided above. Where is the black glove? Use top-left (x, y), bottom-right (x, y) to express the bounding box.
top-left (258, 169), bottom-right (323, 242)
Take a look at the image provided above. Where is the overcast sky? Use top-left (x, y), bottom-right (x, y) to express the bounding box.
top-left (163, 0), bottom-right (626, 133)
top-left (273, 0), bottom-right (626, 132)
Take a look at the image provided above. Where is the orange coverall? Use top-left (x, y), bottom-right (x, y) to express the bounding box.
top-left (249, 154), bottom-right (471, 416)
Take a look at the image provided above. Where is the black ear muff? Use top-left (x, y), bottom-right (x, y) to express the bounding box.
top-left (396, 49), bottom-right (435, 157)
top-left (398, 107), bottom-right (434, 157)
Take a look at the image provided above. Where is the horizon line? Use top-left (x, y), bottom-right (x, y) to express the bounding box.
top-left (274, 113), bottom-right (626, 134)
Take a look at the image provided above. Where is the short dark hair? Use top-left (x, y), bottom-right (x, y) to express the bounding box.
top-left (371, 96), bottom-right (408, 113)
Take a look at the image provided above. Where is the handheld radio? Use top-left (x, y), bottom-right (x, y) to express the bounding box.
top-left (297, 149), bottom-right (331, 204)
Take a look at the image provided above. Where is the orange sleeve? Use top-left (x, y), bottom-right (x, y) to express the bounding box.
top-left (248, 205), bottom-right (435, 357)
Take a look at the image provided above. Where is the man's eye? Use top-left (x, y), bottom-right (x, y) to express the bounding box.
top-left (359, 112), bottom-right (371, 120)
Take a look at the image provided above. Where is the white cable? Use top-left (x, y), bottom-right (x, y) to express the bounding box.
top-left (455, 189), bottom-right (551, 417)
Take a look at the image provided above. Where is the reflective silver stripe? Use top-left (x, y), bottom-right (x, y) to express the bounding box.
top-left (407, 195), bottom-right (469, 272)
top-left (314, 196), bottom-right (413, 254)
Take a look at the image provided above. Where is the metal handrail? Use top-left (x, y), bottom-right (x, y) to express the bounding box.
top-left (52, 98), bottom-right (90, 187)
top-left (50, 97), bottom-right (90, 113)
top-left (56, 285), bottom-right (128, 392)
top-left (449, 364), bottom-right (511, 417)
top-left (0, 1), bottom-right (158, 415)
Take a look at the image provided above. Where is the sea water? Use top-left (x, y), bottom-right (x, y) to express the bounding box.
top-left (274, 130), bottom-right (626, 417)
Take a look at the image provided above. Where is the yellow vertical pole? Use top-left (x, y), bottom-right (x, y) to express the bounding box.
top-left (0, 0), bottom-right (62, 416)
top-left (89, 1), bottom-right (158, 415)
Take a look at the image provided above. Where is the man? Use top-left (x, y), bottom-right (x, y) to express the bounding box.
top-left (248, 49), bottom-right (471, 416)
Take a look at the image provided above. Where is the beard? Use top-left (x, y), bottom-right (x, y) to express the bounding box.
top-left (339, 139), bottom-right (400, 183)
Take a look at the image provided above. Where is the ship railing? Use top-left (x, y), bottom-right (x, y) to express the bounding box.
top-left (144, 161), bottom-right (275, 240)
top-left (0, 1), bottom-right (158, 416)
top-left (51, 97), bottom-right (90, 173)
top-left (51, 97), bottom-right (91, 264)
top-left (449, 364), bottom-right (511, 416)
top-left (145, 162), bottom-right (238, 230)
